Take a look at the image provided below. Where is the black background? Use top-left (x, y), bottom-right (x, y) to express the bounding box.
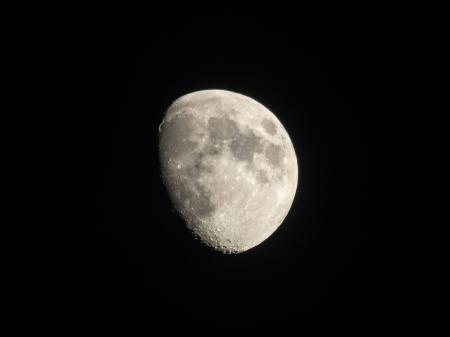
top-left (28, 3), bottom-right (424, 335)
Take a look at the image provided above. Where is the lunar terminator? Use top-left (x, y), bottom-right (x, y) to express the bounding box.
top-left (158, 90), bottom-right (298, 253)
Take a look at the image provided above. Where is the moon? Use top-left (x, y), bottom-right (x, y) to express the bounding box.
top-left (158, 90), bottom-right (298, 253)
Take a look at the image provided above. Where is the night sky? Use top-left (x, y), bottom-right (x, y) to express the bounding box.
top-left (29, 4), bottom-right (424, 335)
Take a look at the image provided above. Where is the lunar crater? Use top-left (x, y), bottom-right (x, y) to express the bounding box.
top-left (261, 118), bottom-right (277, 135)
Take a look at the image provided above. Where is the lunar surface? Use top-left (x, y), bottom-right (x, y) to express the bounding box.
top-left (158, 90), bottom-right (298, 253)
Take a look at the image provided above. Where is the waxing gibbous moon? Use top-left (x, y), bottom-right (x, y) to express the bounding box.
top-left (158, 90), bottom-right (298, 253)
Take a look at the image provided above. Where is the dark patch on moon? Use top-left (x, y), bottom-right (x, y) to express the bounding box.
top-left (203, 143), bottom-right (223, 156)
top-left (159, 113), bottom-right (198, 158)
top-left (171, 179), bottom-right (216, 218)
top-left (208, 116), bottom-right (238, 141)
top-left (190, 183), bottom-right (216, 217)
top-left (184, 151), bottom-right (213, 179)
top-left (265, 143), bottom-right (284, 167)
top-left (261, 119), bottom-right (277, 135)
top-left (256, 170), bottom-right (270, 184)
top-left (230, 131), bottom-right (263, 163)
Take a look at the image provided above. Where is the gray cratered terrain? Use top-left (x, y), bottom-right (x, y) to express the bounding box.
top-left (158, 90), bottom-right (298, 253)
